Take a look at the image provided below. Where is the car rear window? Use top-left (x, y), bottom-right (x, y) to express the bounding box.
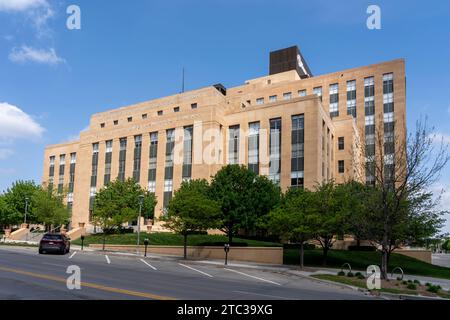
top-left (43, 235), bottom-right (63, 240)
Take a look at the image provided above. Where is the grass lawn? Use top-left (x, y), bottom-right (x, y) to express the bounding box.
top-left (312, 274), bottom-right (450, 299)
top-left (72, 232), bottom-right (282, 248)
top-left (285, 249), bottom-right (450, 280)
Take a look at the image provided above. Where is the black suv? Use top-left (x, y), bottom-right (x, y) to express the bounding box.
top-left (39, 233), bottom-right (71, 255)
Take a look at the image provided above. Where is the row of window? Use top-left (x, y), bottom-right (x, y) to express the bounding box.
top-left (253, 73), bottom-right (394, 121)
top-left (99, 103), bottom-right (199, 128)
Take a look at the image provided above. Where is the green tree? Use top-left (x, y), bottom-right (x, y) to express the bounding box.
top-left (358, 118), bottom-right (448, 279)
top-left (2, 181), bottom-right (40, 226)
top-left (209, 165), bottom-right (280, 243)
top-left (0, 194), bottom-right (13, 229)
top-left (32, 187), bottom-right (70, 231)
top-left (93, 178), bottom-right (157, 249)
top-left (265, 188), bottom-right (315, 269)
top-left (310, 182), bottom-right (348, 266)
top-left (163, 179), bottom-right (221, 259)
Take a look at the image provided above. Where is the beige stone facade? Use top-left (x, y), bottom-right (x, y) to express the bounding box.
top-left (42, 50), bottom-right (406, 231)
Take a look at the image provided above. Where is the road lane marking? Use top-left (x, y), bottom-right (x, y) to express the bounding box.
top-left (69, 251), bottom-right (77, 259)
top-left (140, 259), bottom-right (157, 271)
top-left (178, 263), bottom-right (213, 278)
top-left (224, 268), bottom-right (281, 286)
top-left (0, 265), bottom-right (176, 300)
top-left (105, 255), bottom-right (111, 264)
top-left (233, 290), bottom-right (291, 300)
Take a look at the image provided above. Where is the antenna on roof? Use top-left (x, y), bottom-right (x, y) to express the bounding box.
top-left (181, 67), bottom-right (185, 93)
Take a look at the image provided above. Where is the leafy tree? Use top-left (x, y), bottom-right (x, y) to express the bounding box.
top-left (163, 179), bottom-right (221, 259)
top-left (264, 188), bottom-right (315, 268)
top-left (358, 118), bottom-right (449, 279)
top-left (2, 181), bottom-right (40, 226)
top-left (0, 194), bottom-right (13, 229)
top-left (209, 165), bottom-right (280, 243)
top-left (310, 182), bottom-right (348, 266)
top-left (93, 178), bottom-right (157, 249)
top-left (32, 187), bottom-right (70, 231)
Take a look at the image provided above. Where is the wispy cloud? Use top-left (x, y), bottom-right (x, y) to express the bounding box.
top-left (0, 102), bottom-right (45, 141)
top-left (0, 148), bottom-right (14, 160)
top-left (9, 46), bottom-right (65, 65)
top-left (0, 0), bottom-right (48, 12)
top-left (431, 132), bottom-right (450, 145)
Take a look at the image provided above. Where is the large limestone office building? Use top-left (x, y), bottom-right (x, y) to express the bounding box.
top-left (42, 46), bottom-right (406, 231)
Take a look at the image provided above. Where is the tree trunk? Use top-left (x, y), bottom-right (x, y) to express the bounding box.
top-left (322, 245), bottom-right (329, 266)
top-left (228, 225), bottom-right (233, 245)
top-left (381, 249), bottom-right (388, 280)
top-left (299, 242), bottom-right (304, 269)
top-left (102, 232), bottom-right (106, 251)
top-left (183, 233), bottom-right (188, 260)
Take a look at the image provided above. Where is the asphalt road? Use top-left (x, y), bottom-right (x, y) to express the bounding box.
top-left (0, 246), bottom-right (373, 300)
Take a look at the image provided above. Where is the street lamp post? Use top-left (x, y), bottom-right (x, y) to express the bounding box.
top-left (24, 197), bottom-right (29, 225)
top-left (137, 195), bottom-right (145, 255)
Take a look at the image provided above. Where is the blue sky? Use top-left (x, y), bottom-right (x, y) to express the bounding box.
top-left (1, 0), bottom-right (449, 231)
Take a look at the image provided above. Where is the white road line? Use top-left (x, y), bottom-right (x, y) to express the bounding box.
top-left (69, 251), bottom-right (77, 259)
top-left (139, 259), bottom-right (157, 271)
top-left (224, 268), bottom-right (281, 286)
top-left (178, 263), bottom-right (213, 278)
top-left (233, 290), bottom-right (290, 300)
top-left (105, 255), bottom-right (111, 264)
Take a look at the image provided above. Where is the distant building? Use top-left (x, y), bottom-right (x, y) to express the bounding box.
top-left (42, 46), bottom-right (406, 231)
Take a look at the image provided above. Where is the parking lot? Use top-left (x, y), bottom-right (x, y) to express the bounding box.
top-left (0, 246), bottom-right (374, 300)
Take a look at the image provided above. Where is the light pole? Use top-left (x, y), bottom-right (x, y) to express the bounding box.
top-left (137, 194), bottom-right (144, 255)
top-left (24, 197), bottom-right (29, 225)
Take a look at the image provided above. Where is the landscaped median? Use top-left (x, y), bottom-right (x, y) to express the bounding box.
top-left (312, 274), bottom-right (450, 299)
top-left (73, 233), bottom-right (284, 264)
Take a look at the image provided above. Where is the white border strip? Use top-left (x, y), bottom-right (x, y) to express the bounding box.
top-left (69, 251), bottom-right (77, 259)
top-left (179, 263), bottom-right (213, 278)
top-left (105, 255), bottom-right (111, 264)
top-left (140, 259), bottom-right (157, 271)
top-left (224, 268), bottom-right (281, 286)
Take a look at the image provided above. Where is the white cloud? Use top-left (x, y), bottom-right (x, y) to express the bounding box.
top-left (0, 0), bottom-right (47, 12)
top-left (0, 102), bottom-right (45, 140)
top-left (432, 133), bottom-right (450, 145)
top-left (0, 148), bottom-right (14, 160)
top-left (9, 46), bottom-right (65, 65)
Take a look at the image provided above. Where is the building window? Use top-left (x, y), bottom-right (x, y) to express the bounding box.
top-left (269, 95), bottom-right (277, 103)
top-left (133, 135), bottom-right (142, 183)
top-left (248, 122), bottom-right (260, 175)
top-left (148, 132), bottom-right (158, 191)
top-left (118, 138), bottom-right (127, 181)
top-left (256, 98), bottom-right (264, 105)
top-left (114, 120), bottom-right (119, 125)
top-left (313, 87), bottom-right (322, 101)
top-left (128, 117), bottom-right (133, 123)
top-left (48, 156), bottom-right (55, 188)
top-left (182, 126), bottom-right (193, 179)
top-left (104, 140), bottom-right (113, 185)
top-left (142, 114), bottom-right (148, 120)
top-left (163, 129), bottom-right (175, 212)
top-left (364, 76), bottom-right (376, 183)
top-left (158, 110), bottom-right (163, 116)
top-left (228, 125), bottom-right (240, 165)
top-left (69, 153), bottom-right (76, 193)
top-left (91, 144), bottom-right (99, 191)
top-left (329, 83), bottom-right (339, 118)
top-left (58, 154), bottom-right (66, 194)
top-left (269, 118), bottom-right (282, 185)
top-left (338, 160), bottom-right (345, 174)
top-left (191, 103), bottom-right (198, 109)
top-left (347, 80), bottom-right (356, 118)
top-left (291, 115), bottom-right (304, 189)
top-left (298, 89), bottom-right (306, 97)
top-left (174, 107), bottom-right (180, 113)
top-left (100, 123), bottom-right (105, 128)
top-left (383, 73), bottom-right (395, 173)
top-left (283, 92), bottom-right (292, 100)
top-left (338, 137), bottom-right (345, 150)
